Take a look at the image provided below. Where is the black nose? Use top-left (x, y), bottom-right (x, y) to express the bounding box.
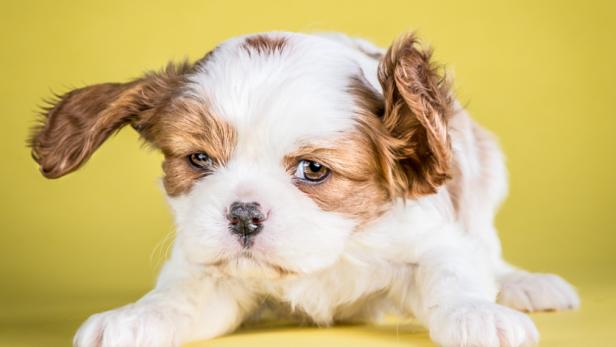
top-left (226, 201), bottom-right (265, 246)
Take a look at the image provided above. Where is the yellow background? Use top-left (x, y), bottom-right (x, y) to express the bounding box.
top-left (1, 0), bottom-right (615, 346)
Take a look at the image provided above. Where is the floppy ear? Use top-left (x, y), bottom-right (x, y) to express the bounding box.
top-left (29, 62), bottom-right (191, 178)
top-left (378, 33), bottom-right (454, 197)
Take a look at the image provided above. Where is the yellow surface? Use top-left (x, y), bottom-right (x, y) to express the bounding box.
top-left (1, 0), bottom-right (615, 346)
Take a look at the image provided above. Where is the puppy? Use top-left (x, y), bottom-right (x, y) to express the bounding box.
top-left (30, 32), bottom-right (580, 347)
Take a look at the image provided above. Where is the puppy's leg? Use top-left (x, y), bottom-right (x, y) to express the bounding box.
top-left (73, 261), bottom-right (253, 347)
top-left (393, 244), bottom-right (539, 347)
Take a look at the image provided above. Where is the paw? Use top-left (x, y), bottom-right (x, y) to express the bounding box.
top-left (429, 301), bottom-right (539, 347)
top-left (497, 272), bottom-right (580, 312)
top-left (73, 304), bottom-right (179, 347)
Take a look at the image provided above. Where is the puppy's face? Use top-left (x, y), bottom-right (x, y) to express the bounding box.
top-left (30, 33), bottom-right (453, 277)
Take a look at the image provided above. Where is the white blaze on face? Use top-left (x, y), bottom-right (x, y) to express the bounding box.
top-left (170, 33), bottom-right (371, 276)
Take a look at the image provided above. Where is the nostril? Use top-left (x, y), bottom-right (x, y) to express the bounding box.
top-left (226, 201), bottom-right (266, 229)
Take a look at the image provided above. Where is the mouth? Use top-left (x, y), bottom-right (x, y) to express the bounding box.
top-left (204, 251), bottom-right (297, 277)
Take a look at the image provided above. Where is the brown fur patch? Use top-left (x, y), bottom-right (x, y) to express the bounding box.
top-left (377, 33), bottom-right (454, 197)
top-left (242, 35), bottom-right (287, 56)
top-left (143, 97), bottom-right (237, 196)
top-left (29, 62), bottom-right (192, 178)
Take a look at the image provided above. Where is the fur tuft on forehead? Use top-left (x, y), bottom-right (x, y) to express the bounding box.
top-left (242, 34), bottom-right (288, 56)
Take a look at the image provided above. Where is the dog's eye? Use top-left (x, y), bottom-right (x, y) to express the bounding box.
top-left (294, 160), bottom-right (330, 183)
top-left (188, 152), bottom-right (212, 169)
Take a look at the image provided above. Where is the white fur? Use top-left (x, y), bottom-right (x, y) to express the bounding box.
top-left (74, 32), bottom-right (579, 347)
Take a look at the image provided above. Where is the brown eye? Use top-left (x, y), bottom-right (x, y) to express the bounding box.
top-left (188, 152), bottom-right (212, 169)
top-left (294, 160), bottom-right (330, 183)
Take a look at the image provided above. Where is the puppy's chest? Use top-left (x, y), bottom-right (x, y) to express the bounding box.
top-left (262, 258), bottom-right (410, 324)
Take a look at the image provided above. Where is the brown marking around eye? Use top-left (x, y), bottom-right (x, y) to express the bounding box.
top-left (283, 129), bottom-right (392, 226)
top-left (144, 97), bottom-right (237, 196)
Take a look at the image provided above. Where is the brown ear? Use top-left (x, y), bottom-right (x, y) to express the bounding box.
top-left (378, 33), bottom-right (454, 197)
top-left (29, 62), bottom-right (191, 178)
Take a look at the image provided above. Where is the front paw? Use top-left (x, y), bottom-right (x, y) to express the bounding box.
top-left (429, 301), bottom-right (539, 347)
top-left (73, 304), bottom-right (179, 347)
top-left (498, 272), bottom-right (580, 312)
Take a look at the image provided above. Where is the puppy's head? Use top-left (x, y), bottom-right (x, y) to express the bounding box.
top-left (30, 33), bottom-right (453, 277)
